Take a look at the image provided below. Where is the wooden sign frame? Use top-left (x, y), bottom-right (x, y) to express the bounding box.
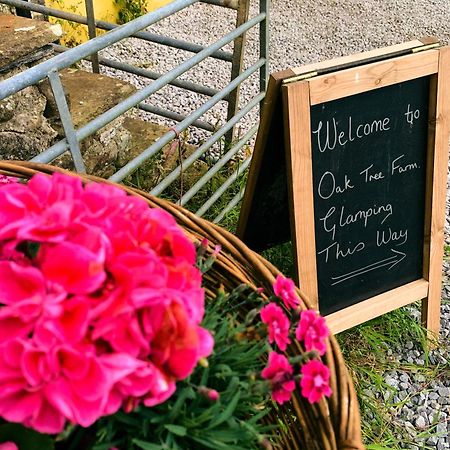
top-left (238, 39), bottom-right (450, 335)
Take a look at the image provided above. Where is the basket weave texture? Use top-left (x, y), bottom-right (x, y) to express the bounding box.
top-left (0, 161), bottom-right (365, 450)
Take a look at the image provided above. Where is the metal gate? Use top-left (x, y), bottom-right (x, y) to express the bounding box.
top-left (0, 0), bottom-right (268, 223)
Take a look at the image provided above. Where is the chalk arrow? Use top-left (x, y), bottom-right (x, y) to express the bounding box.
top-left (330, 248), bottom-right (406, 286)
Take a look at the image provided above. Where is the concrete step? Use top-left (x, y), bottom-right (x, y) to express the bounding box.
top-left (0, 14), bottom-right (62, 72)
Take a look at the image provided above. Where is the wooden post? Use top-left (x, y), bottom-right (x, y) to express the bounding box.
top-left (421, 47), bottom-right (450, 338)
top-left (282, 81), bottom-right (319, 309)
top-left (225, 0), bottom-right (250, 144)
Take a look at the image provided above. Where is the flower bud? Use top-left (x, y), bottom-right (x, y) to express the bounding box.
top-left (198, 386), bottom-right (220, 401)
top-left (207, 389), bottom-right (220, 401)
top-left (198, 357), bottom-right (209, 368)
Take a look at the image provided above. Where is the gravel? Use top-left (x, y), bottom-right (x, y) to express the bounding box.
top-left (98, 0), bottom-right (450, 446)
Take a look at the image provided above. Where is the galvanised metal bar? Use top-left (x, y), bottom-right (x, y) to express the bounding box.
top-left (47, 70), bottom-right (86, 173)
top-left (84, 0), bottom-right (100, 73)
top-left (32, 55), bottom-right (264, 166)
top-left (0, 0), bottom-right (201, 100)
top-left (196, 156), bottom-right (251, 217)
top-left (213, 188), bottom-right (244, 223)
top-left (0, 0), bottom-right (233, 63)
top-left (108, 61), bottom-right (264, 184)
top-left (102, 54), bottom-right (266, 183)
top-left (180, 124), bottom-right (257, 205)
top-left (259, 0), bottom-right (269, 95)
top-left (151, 91), bottom-right (263, 196)
top-left (138, 103), bottom-right (215, 132)
top-left (52, 44), bottom-right (220, 98)
top-left (201, 0), bottom-right (239, 9)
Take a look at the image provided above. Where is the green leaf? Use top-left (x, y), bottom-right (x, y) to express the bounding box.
top-left (164, 424), bottom-right (187, 436)
top-left (166, 387), bottom-right (194, 421)
top-left (207, 390), bottom-right (241, 429)
top-left (132, 438), bottom-right (164, 450)
top-left (0, 424), bottom-right (54, 450)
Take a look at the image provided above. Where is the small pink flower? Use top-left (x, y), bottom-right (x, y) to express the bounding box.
top-left (260, 303), bottom-right (291, 351)
top-left (295, 310), bottom-right (329, 356)
top-left (300, 360), bottom-right (332, 404)
top-left (261, 352), bottom-right (295, 404)
top-left (0, 442), bottom-right (18, 450)
top-left (272, 275), bottom-right (300, 310)
top-left (0, 174), bottom-right (19, 184)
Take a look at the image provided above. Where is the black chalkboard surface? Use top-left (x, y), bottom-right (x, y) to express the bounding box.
top-left (311, 77), bottom-right (429, 315)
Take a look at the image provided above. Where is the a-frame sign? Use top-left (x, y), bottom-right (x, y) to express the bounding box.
top-left (238, 39), bottom-right (450, 334)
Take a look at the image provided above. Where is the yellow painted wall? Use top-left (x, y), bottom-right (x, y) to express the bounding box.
top-left (47, 0), bottom-right (173, 45)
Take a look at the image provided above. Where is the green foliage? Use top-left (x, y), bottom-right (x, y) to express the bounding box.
top-left (0, 423), bottom-right (54, 450)
top-left (261, 242), bottom-right (295, 280)
top-left (115, 0), bottom-right (148, 24)
top-left (84, 287), bottom-right (274, 450)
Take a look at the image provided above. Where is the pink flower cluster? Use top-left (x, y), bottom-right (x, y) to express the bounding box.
top-left (260, 275), bottom-right (331, 405)
top-left (0, 173), bottom-right (213, 434)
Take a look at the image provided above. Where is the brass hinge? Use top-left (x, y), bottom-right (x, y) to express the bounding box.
top-left (412, 42), bottom-right (441, 53)
top-left (282, 71), bottom-right (318, 85)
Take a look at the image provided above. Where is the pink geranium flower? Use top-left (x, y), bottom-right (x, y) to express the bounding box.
top-left (272, 275), bottom-right (300, 310)
top-left (261, 352), bottom-right (295, 404)
top-left (300, 360), bottom-right (332, 404)
top-left (0, 172), bottom-right (213, 433)
top-left (295, 310), bottom-right (329, 356)
top-left (260, 303), bottom-right (291, 351)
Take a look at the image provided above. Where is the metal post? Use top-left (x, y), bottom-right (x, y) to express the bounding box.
top-left (84, 0), bottom-right (100, 73)
top-left (47, 70), bottom-right (86, 173)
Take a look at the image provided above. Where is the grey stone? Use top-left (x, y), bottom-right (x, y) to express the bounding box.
top-left (385, 376), bottom-right (399, 389)
top-left (415, 415), bottom-right (427, 429)
top-left (438, 387), bottom-right (450, 397)
top-left (0, 69), bottom-right (57, 160)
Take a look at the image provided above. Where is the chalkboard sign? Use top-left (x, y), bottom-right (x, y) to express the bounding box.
top-left (238, 40), bottom-right (450, 334)
top-left (311, 77), bottom-right (429, 316)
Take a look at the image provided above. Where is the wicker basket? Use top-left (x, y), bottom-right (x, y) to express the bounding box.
top-left (0, 160), bottom-right (364, 450)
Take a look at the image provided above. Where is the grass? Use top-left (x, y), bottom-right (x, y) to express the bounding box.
top-left (122, 130), bottom-right (249, 226)
top-left (337, 305), bottom-right (447, 449)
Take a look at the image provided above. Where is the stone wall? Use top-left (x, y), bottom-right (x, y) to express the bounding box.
top-left (0, 14), bottom-right (61, 160)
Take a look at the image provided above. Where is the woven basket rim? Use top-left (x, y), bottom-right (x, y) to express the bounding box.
top-left (0, 160), bottom-right (365, 450)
